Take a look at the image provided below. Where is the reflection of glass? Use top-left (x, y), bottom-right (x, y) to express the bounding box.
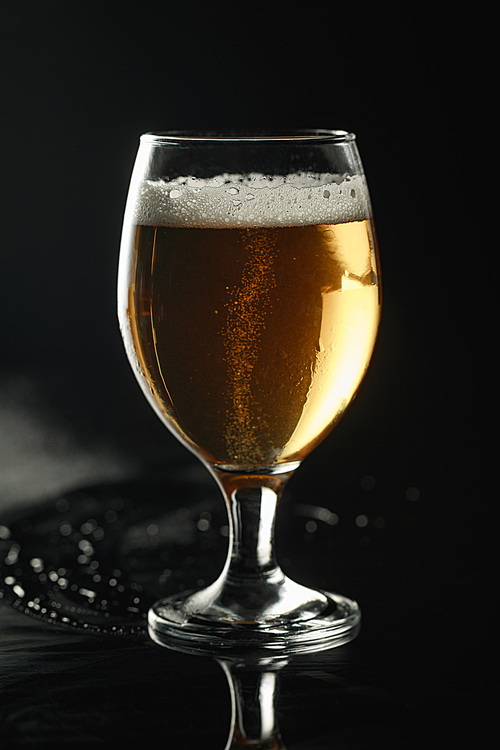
top-left (219, 655), bottom-right (287, 750)
top-left (151, 635), bottom-right (288, 750)
top-left (150, 636), bottom-right (353, 749)
top-left (118, 131), bottom-right (381, 652)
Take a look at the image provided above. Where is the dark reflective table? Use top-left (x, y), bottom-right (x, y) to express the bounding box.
top-left (0, 468), bottom-right (491, 748)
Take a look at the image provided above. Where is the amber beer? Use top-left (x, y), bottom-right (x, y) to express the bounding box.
top-left (119, 175), bottom-right (381, 470)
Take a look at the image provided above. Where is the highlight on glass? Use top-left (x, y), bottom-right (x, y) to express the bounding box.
top-left (117, 130), bottom-right (381, 653)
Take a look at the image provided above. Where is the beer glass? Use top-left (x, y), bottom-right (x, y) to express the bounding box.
top-left (117, 131), bottom-right (381, 653)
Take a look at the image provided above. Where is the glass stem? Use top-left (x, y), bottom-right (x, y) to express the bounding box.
top-left (211, 470), bottom-right (295, 592)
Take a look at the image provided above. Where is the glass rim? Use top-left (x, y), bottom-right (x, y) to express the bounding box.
top-left (139, 129), bottom-right (356, 144)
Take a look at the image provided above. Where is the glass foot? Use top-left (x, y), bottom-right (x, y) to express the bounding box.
top-left (148, 576), bottom-right (360, 654)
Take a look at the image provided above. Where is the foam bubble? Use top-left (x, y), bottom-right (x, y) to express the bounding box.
top-left (131, 172), bottom-right (371, 228)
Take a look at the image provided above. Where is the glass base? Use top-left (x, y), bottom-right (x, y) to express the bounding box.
top-left (148, 578), bottom-right (361, 655)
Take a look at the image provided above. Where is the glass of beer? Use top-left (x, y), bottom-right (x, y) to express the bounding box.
top-left (117, 131), bottom-right (381, 653)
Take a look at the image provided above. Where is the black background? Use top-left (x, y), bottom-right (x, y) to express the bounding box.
top-left (1, 4), bottom-right (483, 490)
top-left (1, 3), bottom-right (486, 512)
top-left (0, 3), bottom-right (491, 747)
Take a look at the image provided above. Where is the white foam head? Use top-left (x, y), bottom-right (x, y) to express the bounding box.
top-left (131, 172), bottom-right (371, 228)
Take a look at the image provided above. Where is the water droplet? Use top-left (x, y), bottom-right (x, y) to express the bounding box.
top-left (55, 498), bottom-right (70, 512)
top-left (317, 509), bottom-right (339, 526)
top-left (361, 475), bottom-right (376, 491)
top-left (78, 539), bottom-right (94, 554)
top-left (80, 519), bottom-right (97, 534)
top-left (5, 545), bottom-right (20, 565)
top-left (78, 587), bottom-right (97, 599)
top-left (406, 487), bottom-right (420, 501)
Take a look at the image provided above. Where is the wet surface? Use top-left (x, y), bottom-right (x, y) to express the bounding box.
top-left (0, 577), bottom-right (490, 749)
top-left (0, 475), bottom-right (491, 748)
top-left (0, 480), bottom-right (227, 636)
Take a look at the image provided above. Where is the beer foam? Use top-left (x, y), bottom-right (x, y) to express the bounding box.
top-left (131, 172), bottom-right (371, 228)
